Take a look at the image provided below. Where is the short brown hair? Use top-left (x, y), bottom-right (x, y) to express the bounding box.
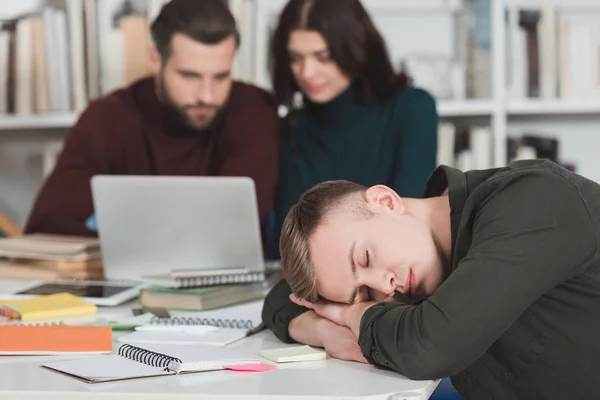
top-left (151, 0), bottom-right (240, 61)
top-left (280, 180), bottom-right (371, 302)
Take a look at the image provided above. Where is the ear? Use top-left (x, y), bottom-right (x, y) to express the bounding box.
top-left (148, 47), bottom-right (162, 75)
top-left (364, 185), bottom-right (405, 214)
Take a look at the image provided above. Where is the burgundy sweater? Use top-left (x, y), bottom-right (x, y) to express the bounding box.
top-left (25, 77), bottom-right (279, 240)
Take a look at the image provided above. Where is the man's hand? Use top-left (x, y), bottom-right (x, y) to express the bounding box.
top-left (289, 311), bottom-right (368, 364)
top-left (319, 319), bottom-right (368, 364)
top-left (290, 294), bottom-right (376, 337)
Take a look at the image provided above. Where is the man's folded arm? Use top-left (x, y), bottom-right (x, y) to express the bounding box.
top-left (358, 174), bottom-right (596, 380)
top-left (262, 278), bottom-right (309, 343)
top-left (25, 104), bottom-right (112, 236)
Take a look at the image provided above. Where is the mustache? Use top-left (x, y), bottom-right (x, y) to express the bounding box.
top-left (183, 103), bottom-right (218, 111)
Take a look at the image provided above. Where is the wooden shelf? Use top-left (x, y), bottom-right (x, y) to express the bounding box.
top-left (0, 113), bottom-right (78, 130)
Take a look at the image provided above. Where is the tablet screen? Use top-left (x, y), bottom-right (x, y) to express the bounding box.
top-left (16, 282), bottom-right (134, 299)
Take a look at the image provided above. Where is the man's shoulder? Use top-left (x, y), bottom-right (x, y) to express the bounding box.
top-left (229, 81), bottom-right (276, 109)
top-left (73, 77), bottom-right (152, 138)
top-left (467, 160), bottom-right (600, 215)
top-left (85, 77), bottom-right (151, 115)
top-left (485, 160), bottom-right (588, 190)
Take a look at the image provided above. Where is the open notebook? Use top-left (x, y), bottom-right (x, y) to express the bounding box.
top-left (118, 299), bottom-right (264, 347)
top-left (42, 343), bottom-right (261, 383)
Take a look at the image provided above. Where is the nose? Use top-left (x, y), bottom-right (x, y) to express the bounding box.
top-left (366, 270), bottom-right (397, 296)
top-left (300, 58), bottom-right (318, 81)
top-left (197, 79), bottom-right (214, 105)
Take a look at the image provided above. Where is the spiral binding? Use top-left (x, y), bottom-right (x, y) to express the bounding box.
top-left (176, 271), bottom-right (265, 288)
top-left (5, 321), bottom-right (66, 327)
top-left (150, 316), bottom-right (255, 330)
top-left (118, 344), bottom-right (182, 371)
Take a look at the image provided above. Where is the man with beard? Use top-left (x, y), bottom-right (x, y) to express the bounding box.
top-left (25, 0), bottom-right (278, 242)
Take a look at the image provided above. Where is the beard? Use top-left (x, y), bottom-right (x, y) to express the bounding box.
top-left (155, 72), bottom-right (223, 131)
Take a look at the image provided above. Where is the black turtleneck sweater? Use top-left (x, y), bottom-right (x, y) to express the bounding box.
top-left (273, 84), bottom-right (438, 250)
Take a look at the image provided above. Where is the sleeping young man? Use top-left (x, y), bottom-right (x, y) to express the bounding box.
top-left (262, 159), bottom-right (600, 400)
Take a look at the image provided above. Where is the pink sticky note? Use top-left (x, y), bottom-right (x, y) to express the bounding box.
top-left (225, 363), bottom-right (275, 373)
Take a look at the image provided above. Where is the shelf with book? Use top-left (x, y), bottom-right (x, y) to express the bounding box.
top-left (0, 113), bottom-right (77, 130)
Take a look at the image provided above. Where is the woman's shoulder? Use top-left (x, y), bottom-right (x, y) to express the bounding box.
top-left (387, 85), bottom-right (437, 112)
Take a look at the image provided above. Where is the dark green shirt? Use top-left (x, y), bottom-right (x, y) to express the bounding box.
top-left (273, 83), bottom-right (438, 250)
top-left (263, 160), bottom-right (600, 400)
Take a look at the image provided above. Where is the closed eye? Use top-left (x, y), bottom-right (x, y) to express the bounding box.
top-left (365, 250), bottom-right (370, 268)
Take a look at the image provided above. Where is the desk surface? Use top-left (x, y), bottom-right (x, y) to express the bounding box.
top-left (0, 279), bottom-right (439, 400)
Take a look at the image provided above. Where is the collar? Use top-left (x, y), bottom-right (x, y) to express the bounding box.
top-left (423, 165), bottom-right (469, 276)
top-left (302, 81), bottom-right (371, 127)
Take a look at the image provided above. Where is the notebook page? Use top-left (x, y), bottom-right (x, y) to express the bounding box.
top-left (168, 299), bottom-right (264, 328)
top-left (136, 343), bottom-right (261, 373)
top-left (43, 355), bottom-right (170, 383)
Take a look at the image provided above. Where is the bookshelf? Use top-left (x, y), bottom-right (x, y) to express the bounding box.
top-left (2, 0), bottom-right (600, 226)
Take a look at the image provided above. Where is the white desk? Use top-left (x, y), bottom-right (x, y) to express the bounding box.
top-left (0, 279), bottom-right (440, 400)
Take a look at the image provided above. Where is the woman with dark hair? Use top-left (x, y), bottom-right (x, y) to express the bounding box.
top-left (270, 0), bottom-right (438, 254)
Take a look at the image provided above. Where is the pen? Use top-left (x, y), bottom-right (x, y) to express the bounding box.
top-left (246, 322), bottom-right (266, 337)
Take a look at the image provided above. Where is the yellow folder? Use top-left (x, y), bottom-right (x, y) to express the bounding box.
top-left (0, 293), bottom-right (97, 321)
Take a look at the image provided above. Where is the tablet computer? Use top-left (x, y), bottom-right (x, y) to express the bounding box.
top-left (10, 281), bottom-right (139, 307)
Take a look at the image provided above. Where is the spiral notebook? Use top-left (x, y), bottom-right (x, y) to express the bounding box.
top-left (142, 268), bottom-right (265, 288)
top-left (118, 300), bottom-right (265, 347)
top-left (42, 343), bottom-right (261, 383)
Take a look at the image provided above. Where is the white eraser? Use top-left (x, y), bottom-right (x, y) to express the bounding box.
top-left (260, 345), bottom-right (327, 363)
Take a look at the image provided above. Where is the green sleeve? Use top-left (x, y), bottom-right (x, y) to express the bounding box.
top-left (261, 278), bottom-right (308, 343)
top-left (391, 88), bottom-right (438, 198)
top-left (358, 173), bottom-right (596, 379)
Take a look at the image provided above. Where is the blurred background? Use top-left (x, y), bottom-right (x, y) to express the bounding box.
top-left (2, 0), bottom-right (599, 229)
top-left (1, 1), bottom-right (599, 397)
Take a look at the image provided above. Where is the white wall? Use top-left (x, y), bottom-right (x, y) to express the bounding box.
top-left (0, 0), bottom-right (43, 20)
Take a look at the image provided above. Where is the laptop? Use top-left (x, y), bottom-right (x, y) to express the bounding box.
top-left (91, 174), bottom-right (265, 282)
top-left (10, 176), bottom-right (266, 306)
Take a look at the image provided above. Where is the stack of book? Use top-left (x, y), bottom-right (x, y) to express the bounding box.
top-left (138, 266), bottom-right (280, 312)
top-left (0, 234), bottom-right (104, 281)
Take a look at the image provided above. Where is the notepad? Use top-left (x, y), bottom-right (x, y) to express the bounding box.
top-left (0, 292), bottom-right (97, 321)
top-left (0, 325), bottom-right (112, 355)
top-left (43, 343), bottom-right (262, 383)
top-left (167, 298), bottom-right (264, 332)
top-left (260, 345), bottom-right (327, 363)
top-left (118, 327), bottom-right (249, 347)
